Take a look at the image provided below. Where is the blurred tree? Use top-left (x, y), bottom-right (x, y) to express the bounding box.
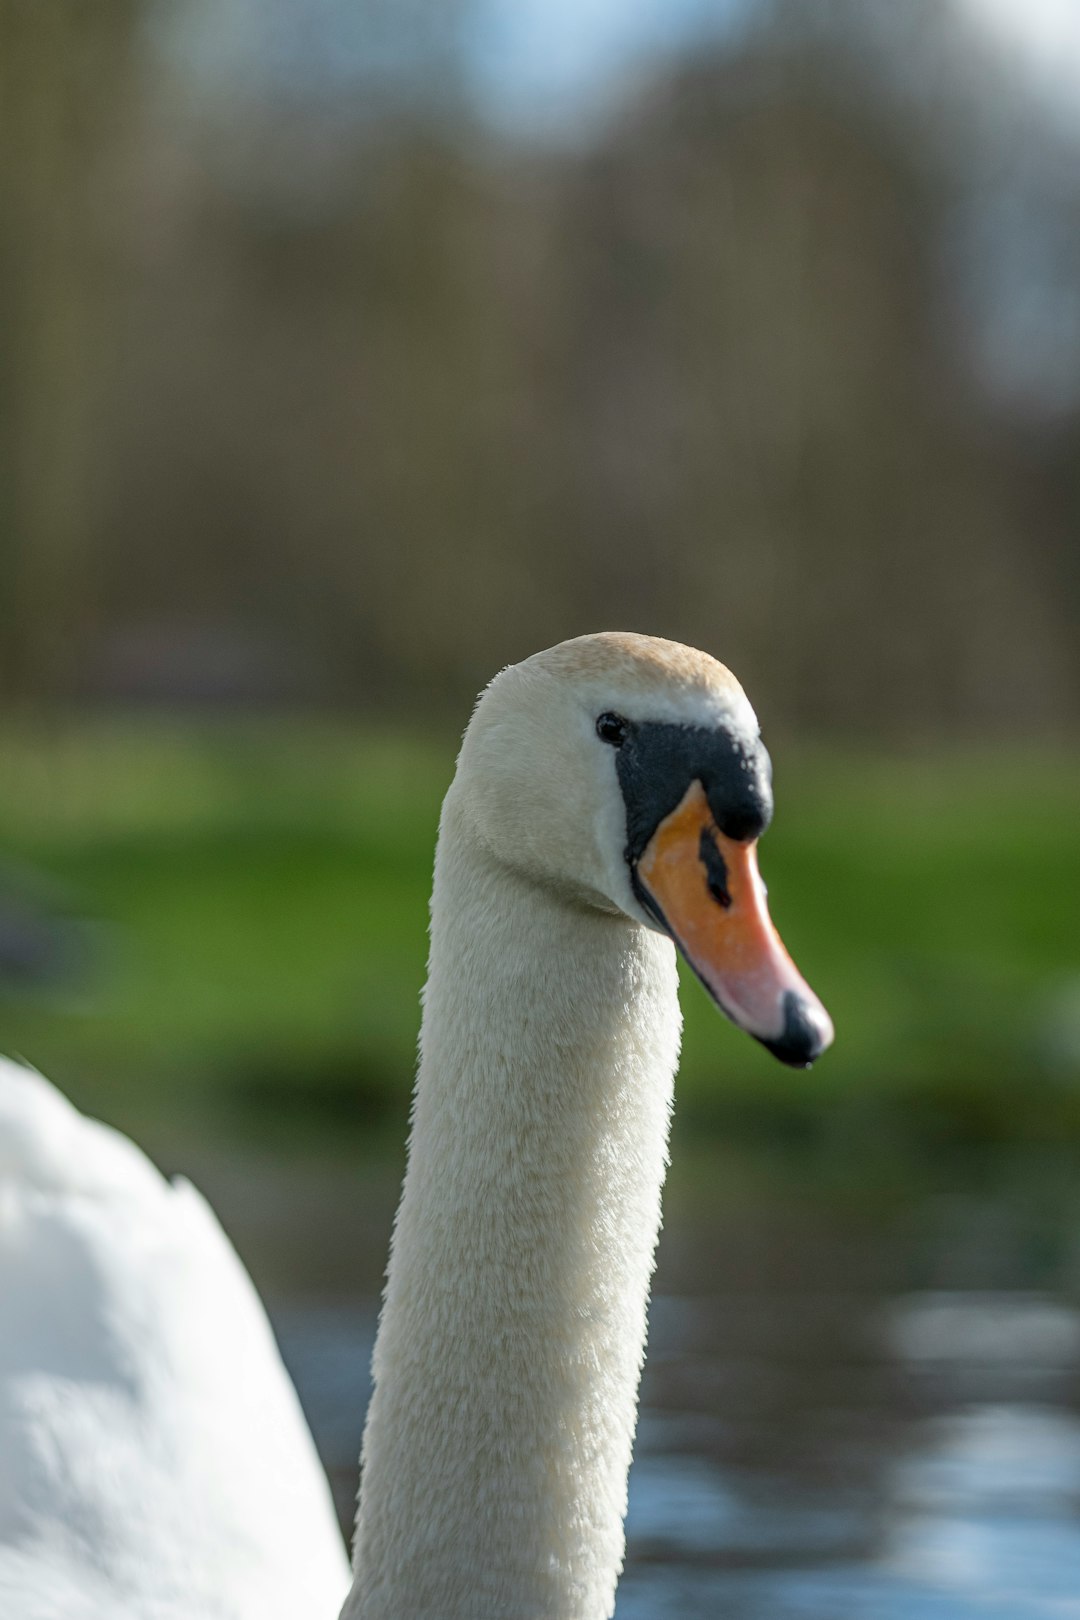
top-left (2, 0), bottom-right (1077, 737)
top-left (542, 41), bottom-right (1073, 738)
top-left (0, 0), bottom-right (139, 706)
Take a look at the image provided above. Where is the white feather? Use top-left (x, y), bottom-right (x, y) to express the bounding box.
top-left (343, 634), bottom-right (751, 1619)
top-left (0, 632), bottom-right (778, 1620)
top-left (0, 1060), bottom-right (350, 1620)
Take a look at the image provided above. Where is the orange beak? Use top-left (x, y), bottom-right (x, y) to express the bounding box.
top-left (635, 782), bottom-right (833, 1067)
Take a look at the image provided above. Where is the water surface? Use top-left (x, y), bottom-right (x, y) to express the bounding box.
top-left (194, 1150), bottom-right (1080, 1618)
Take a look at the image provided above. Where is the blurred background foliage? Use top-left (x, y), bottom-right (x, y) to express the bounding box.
top-left (0, 0), bottom-right (1078, 1180)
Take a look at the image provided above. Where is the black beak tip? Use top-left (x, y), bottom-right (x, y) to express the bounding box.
top-left (757, 990), bottom-right (830, 1069)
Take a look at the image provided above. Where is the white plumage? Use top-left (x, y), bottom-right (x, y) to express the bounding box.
top-left (0, 633), bottom-right (829, 1620)
top-left (0, 1060), bottom-right (349, 1620)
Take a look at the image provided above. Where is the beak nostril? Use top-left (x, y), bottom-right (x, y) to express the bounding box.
top-left (698, 826), bottom-right (731, 909)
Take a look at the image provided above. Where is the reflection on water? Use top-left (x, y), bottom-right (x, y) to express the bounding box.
top-left (253, 1176), bottom-right (1080, 1620)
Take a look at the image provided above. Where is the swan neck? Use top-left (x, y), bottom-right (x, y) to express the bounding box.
top-left (343, 793), bottom-right (682, 1620)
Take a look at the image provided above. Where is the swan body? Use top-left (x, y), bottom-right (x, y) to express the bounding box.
top-left (0, 1060), bottom-right (350, 1620)
top-left (0, 633), bottom-right (832, 1620)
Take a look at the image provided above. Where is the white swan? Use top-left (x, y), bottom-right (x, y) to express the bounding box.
top-left (0, 1062), bottom-right (351, 1620)
top-left (0, 633), bottom-right (832, 1620)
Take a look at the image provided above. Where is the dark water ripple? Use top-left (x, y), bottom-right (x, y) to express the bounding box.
top-left (273, 1285), bottom-right (1080, 1619)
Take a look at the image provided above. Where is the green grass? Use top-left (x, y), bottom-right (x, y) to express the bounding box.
top-left (0, 719), bottom-right (1077, 1160)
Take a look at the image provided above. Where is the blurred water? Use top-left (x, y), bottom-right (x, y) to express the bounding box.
top-left (267, 1208), bottom-right (1080, 1620)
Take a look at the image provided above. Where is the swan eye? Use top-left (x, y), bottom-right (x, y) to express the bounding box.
top-left (596, 712), bottom-right (629, 747)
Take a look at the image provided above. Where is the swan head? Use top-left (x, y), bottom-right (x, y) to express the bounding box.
top-left (455, 631), bottom-right (833, 1069)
